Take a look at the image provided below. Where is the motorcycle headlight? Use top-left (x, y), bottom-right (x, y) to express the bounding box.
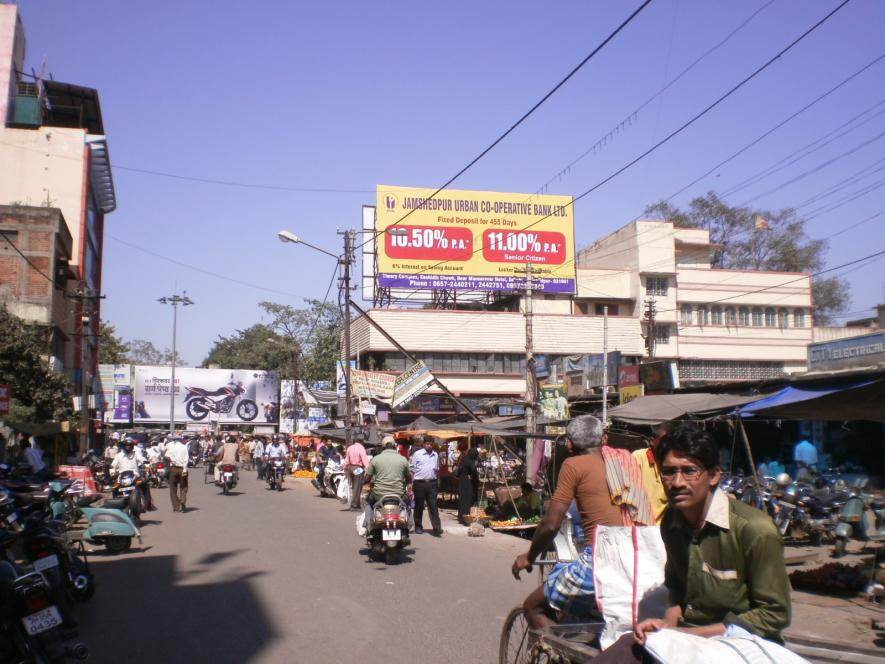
top-left (121, 476), bottom-right (134, 487)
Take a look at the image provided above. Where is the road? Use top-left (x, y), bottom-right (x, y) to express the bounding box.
top-left (75, 468), bottom-right (529, 663)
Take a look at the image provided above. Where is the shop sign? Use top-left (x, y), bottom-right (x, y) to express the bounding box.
top-left (640, 361), bottom-right (678, 392)
top-left (391, 362), bottom-right (434, 409)
top-left (336, 360), bottom-right (357, 397)
top-left (808, 332), bottom-right (885, 370)
top-left (619, 384), bottom-right (645, 405)
top-left (359, 403), bottom-right (377, 416)
top-left (618, 365), bottom-right (641, 387)
top-left (351, 370), bottom-right (396, 401)
top-left (375, 185), bottom-right (576, 294)
top-left (0, 385), bottom-right (10, 414)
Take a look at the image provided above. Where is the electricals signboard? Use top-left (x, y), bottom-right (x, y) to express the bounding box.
top-left (375, 185), bottom-right (576, 294)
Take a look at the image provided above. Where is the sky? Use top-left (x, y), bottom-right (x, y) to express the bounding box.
top-left (13, 0), bottom-right (885, 365)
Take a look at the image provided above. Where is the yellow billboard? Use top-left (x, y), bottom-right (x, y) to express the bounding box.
top-left (376, 185), bottom-right (576, 293)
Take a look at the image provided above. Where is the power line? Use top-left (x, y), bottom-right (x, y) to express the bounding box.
top-left (791, 157), bottom-right (885, 209)
top-left (383, 0), bottom-right (854, 297)
top-left (532, 0), bottom-right (776, 195)
top-left (822, 208), bottom-right (885, 239)
top-left (804, 178), bottom-right (885, 219)
top-left (105, 233), bottom-right (310, 299)
top-left (356, 0), bottom-right (654, 252)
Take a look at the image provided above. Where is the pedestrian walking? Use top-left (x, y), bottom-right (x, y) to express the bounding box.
top-left (345, 437), bottom-right (369, 510)
top-left (456, 446), bottom-right (481, 525)
top-left (166, 436), bottom-right (190, 513)
top-left (409, 435), bottom-right (442, 536)
top-left (253, 437), bottom-right (266, 479)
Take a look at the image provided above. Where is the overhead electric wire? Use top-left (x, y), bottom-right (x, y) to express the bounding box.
top-left (822, 208), bottom-right (885, 239)
top-left (791, 157), bottom-right (885, 209)
top-left (354, 0), bottom-right (654, 252)
top-left (804, 178), bottom-right (885, 219)
top-left (384, 0), bottom-right (854, 299)
top-left (532, 0), bottom-right (776, 195)
top-left (105, 233), bottom-right (310, 299)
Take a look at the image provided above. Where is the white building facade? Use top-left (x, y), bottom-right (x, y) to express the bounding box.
top-left (349, 220), bottom-right (812, 400)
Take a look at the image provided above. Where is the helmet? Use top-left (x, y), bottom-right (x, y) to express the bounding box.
top-left (775, 473), bottom-right (792, 488)
top-left (121, 438), bottom-right (135, 449)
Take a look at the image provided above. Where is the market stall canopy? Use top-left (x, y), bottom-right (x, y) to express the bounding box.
top-left (308, 427), bottom-right (348, 442)
top-left (302, 386), bottom-right (337, 406)
top-left (608, 393), bottom-right (762, 425)
top-left (740, 379), bottom-right (885, 422)
top-left (405, 416), bottom-right (442, 430)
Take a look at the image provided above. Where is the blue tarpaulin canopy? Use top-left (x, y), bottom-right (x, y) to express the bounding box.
top-left (740, 380), bottom-right (885, 422)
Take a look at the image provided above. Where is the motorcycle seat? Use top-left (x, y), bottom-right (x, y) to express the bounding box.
top-left (186, 386), bottom-right (230, 397)
top-left (103, 498), bottom-right (127, 510)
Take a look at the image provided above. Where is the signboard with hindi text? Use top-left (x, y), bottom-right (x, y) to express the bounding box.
top-left (376, 185), bottom-right (576, 293)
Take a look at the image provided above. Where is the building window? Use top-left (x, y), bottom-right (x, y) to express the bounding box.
top-left (765, 308), bottom-right (777, 327)
top-left (646, 277), bottom-right (668, 297)
top-left (678, 359), bottom-right (785, 382)
top-left (778, 308), bottom-right (788, 328)
top-left (680, 304), bottom-right (693, 325)
top-left (697, 305), bottom-right (710, 326)
top-left (0, 229), bottom-right (19, 248)
top-left (752, 307), bottom-right (764, 326)
top-left (794, 309), bottom-right (806, 327)
top-left (654, 325), bottom-right (671, 344)
top-left (739, 307), bottom-right (750, 326)
top-left (725, 307), bottom-right (736, 326)
top-left (594, 303), bottom-right (619, 316)
top-left (575, 301), bottom-right (591, 316)
top-left (711, 306), bottom-right (723, 325)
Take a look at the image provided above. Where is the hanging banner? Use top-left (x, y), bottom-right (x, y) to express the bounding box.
top-left (376, 185), bottom-right (576, 294)
top-left (279, 380), bottom-right (297, 433)
top-left (351, 370), bottom-right (396, 401)
top-left (539, 384), bottom-right (569, 421)
top-left (391, 362), bottom-right (434, 409)
top-left (133, 366), bottom-right (280, 424)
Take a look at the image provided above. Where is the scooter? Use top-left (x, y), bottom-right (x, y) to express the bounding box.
top-left (364, 494), bottom-right (411, 565)
top-left (833, 491), bottom-right (885, 557)
top-left (313, 458), bottom-right (346, 499)
top-left (266, 458), bottom-right (286, 492)
top-left (217, 464), bottom-right (238, 495)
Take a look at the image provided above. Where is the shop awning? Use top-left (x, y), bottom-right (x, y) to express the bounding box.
top-left (740, 379), bottom-right (885, 422)
top-left (608, 393), bottom-right (762, 425)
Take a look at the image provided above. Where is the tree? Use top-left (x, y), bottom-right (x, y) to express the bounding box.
top-left (126, 339), bottom-right (180, 366)
top-left (646, 192), bottom-right (849, 324)
top-left (0, 307), bottom-right (72, 423)
top-left (202, 324), bottom-right (294, 376)
top-left (259, 299), bottom-right (342, 385)
top-left (98, 320), bottom-right (130, 364)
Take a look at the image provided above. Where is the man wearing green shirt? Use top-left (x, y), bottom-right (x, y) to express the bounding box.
top-left (596, 424), bottom-right (791, 661)
top-left (363, 436), bottom-right (412, 529)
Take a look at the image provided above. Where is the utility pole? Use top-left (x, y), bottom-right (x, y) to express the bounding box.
top-left (602, 305), bottom-right (609, 427)
top-left (338, 229), bottom-right (355, 445)
top-left (518, 263), bottom-right (537, 435)
top-left (68, 287), bottom-right (104, 456)
top-left (643, 298), bottom-right (657, 359)
top-left (158, 293), bottom-right (194, 435)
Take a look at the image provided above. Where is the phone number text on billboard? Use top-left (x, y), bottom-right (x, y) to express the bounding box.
top-left (377, 273), bottom-right (576, 294)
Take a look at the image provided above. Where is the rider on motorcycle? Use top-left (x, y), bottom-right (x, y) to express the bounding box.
top-left (214, 435), bottom-right (240, 484)
top-left (264, 435), bottom-right (288, 484)
top-left (110, 438), bottom-right (154, 510)
top-left (362, 436), bottom-right (412, 531)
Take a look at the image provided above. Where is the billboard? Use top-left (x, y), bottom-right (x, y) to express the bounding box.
top-left (97, 364), bottom-right (132, 423)
top-left (133, 366), bottom-right (280, 424)
top-left (375, 185), bottom-right (576, 294)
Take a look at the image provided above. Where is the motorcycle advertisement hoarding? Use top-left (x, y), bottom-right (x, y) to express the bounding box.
top-left (133, 366), bottom-right (280, 424)
top-left (375, 185), bottom-right (576, 294)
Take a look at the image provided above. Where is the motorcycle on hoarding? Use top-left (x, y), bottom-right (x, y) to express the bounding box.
top-left (183, 378), bottom-right (259, 422)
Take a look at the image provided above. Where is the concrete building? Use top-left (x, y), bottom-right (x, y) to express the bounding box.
top-left (0, 5), bottom-right (117, 444)
top-left (349, 219), bottom-right (813, 409)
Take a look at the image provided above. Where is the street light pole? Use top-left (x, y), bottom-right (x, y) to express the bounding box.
top-left (158, 294), bottom-right (194, 435)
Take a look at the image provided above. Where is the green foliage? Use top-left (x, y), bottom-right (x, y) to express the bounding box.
top-left (98, 320), bottom-right (130, 364)
top-left (0, 307), bottom-right (72, 424)
top-left (200, 300), bottom-right (342, 384)
top-left (126, 339), bottom-right (180, 366)
top-left (646, 192), bottom-right (850, 323)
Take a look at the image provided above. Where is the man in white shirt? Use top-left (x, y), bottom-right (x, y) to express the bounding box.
top-left (165, 436), bottom-right (190, 513)
top-left (21, 438), bottom-right (48, 479)
top-left (793, 439), bottom-right (818, 480)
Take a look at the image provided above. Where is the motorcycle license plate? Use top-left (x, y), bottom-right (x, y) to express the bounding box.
top-left (33, 555), bottom-right (59, 573)
top-left (224, 473), bottom-right (233, 479)
top-left (382, 529), bottom-right (401, 542)
top-left (22, 606), bottom-right (62, 635)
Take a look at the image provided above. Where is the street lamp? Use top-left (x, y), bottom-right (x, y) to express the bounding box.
top-left (277, 228), bottom-right (354, 444)
top-left (157, 293), bottom-right (194, 435)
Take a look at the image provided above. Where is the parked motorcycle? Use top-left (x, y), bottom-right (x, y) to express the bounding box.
top-left (0, 561), bottom-right (89, 662)
top-left (364, 494), bottom-right (411, 565)
top-left (218, 464), bottom-right (238, 495)
top-left (183, 379), bottom-right (258, 421)
top-left (266, 458), bottom-right (286, 492)
top-left (833, 490), bottom-right (885, 557)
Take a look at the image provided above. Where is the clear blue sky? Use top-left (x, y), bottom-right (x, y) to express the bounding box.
top-left (15, 0), bottom-right (885, 364)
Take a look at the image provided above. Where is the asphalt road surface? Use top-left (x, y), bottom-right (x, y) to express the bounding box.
top-left (75, 468), bottom-right (529, 663)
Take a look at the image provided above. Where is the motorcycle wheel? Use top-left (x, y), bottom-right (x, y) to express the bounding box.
top-left (186, 400), bottom-right (209, 421)
top-left (237, 400), bottom-right (259, 422)
top-left (105, 536), bottom-right (131, 554)
top-left (833, 537), bottom-right (847, 558)
top-left (385, 548), bottom-right (398, 565)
